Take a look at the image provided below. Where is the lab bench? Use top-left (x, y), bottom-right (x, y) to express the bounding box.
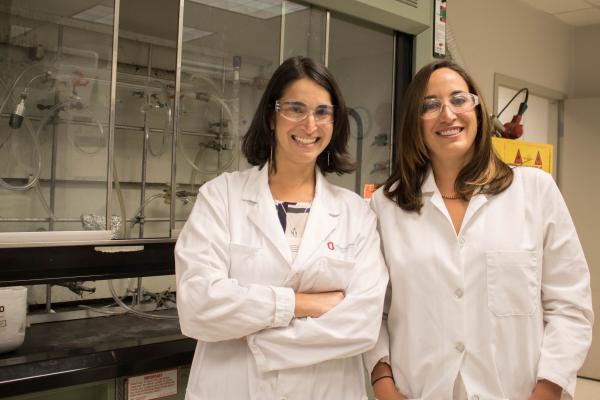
top-left (0, 310), bottom-right (194, 399)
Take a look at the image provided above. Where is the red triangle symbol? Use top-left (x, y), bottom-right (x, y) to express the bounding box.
top-left (534, 151), bottom-right (542, 166)
top-left (514, 149), bottom-right (523, 164)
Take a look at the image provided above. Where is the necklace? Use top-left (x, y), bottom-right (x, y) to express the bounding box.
top-left (441, 193), bottom-right (461, 200)
top-left (276, 201), bottom-right (311, 237)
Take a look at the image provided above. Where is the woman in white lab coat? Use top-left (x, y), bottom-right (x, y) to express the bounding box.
top-left (366, 60), bottom-right (593, 400)
top-left (175, 56), bottom-right (388, 400)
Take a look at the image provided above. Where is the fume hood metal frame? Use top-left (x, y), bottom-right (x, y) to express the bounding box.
top-left (0, 0), bottom-right (412, 287)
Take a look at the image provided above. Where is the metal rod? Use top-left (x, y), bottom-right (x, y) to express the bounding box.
top-left (231, 56), bottom-right (241, 170)
top-left (45, 284), bottom-right (52, 313)
top-left (279, 1), bottom-right (286, 65)
top-left (106, 0), bottom-right (121, 231)
top-left (389, 33), bottom-right (397, 175)
top-left (325, 10), bottom-right (330, 67)
top-left (0, 113), bottom-right (220, 138)
top-left (49, 117), bottom-right (59, 231)
top-left (0, 176), bottom-right (197, 187)
top-left (49, 25), bottom-right (64, 231)
top-left (136, 277), bottom-right (143, 306)
top-left (170, 0), bottom-right (185, 236)
top-left (0, 217), bottom-right (189, 223)
top-left (218, 58), bottom-right (225, 170)
top-left (139, 44), bottom-right (153, 239)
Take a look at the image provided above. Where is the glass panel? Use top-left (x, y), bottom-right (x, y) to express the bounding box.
top-left (175, 0), bottom-right (284, 232)
top-left (113, 0), bottom-right (179, 239)
top-left (0, 0), bottom-right (396, 239)
top-left (282, 1), bottom-right (326, 63)
top-left (327, 13), bottom-right (395, 194)
top-left (0, 0), bottom-right (115, 234)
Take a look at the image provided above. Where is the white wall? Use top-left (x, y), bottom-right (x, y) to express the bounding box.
top-left (566, 26), bottom-right (600, 378)
top-left (569, 24), bottom-right (600, 98)
top-left (447, 0), bottom-right (571, 103)
top-left (561, 98), bottom-right (600, 378)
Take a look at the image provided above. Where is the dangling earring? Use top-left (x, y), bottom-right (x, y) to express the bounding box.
top-left (269, 129), bottom-right (275, 166)
top-left (327, 150), bottom-right (330, 167)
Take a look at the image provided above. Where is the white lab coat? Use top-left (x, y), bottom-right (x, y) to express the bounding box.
top-left (176, 164), bottom-right (388, 400)
top-left (364, 167), bottom-right (593, 400)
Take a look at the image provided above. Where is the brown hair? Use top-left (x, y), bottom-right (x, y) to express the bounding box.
top-left (383, 59), bottom-right (513, 212)
top-left (242, 56), bottom-right (354, 175)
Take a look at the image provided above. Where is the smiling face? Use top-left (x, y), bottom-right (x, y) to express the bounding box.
top-left (421, 68), bottom-right (478, 168)
top-left (272, 77), bottom-right (334, 170)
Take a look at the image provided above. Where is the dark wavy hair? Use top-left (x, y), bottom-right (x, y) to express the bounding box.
top-left (242, 56), bottom-right (354, 175)
top-left (384, 59), bottom-right (513, 212)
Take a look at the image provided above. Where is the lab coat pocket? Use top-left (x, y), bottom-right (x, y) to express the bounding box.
top-left (297, 257), bottom-right (355, 293)
top-left (229, 243), bottom-right (262, 285)
top-left (486, 251), bottom-right (539, 317)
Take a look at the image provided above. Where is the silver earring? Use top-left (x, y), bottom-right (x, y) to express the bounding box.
top-left (327, 150), bottom-right (330, 166)
top-left (270, 130), bottom-right (275, 165)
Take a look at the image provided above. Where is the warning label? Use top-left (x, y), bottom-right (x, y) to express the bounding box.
top-left (127, 369), bottom-right (178, 400)
top-left (514, 149), bottom-right (523, 165)
top-left (535, 151), bottom-right (542, 167)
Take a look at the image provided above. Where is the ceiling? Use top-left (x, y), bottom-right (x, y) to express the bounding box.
top-left (518, 0), bottom-right (600, 27)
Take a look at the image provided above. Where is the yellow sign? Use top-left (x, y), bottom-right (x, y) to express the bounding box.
top-left (491, 137), bottom-right (553, 174)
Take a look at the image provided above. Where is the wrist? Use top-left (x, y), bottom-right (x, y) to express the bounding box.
top-left (371, 361), bottom-right (393, 380)
top-left (294, 293), bottom-right (315, 318)
top-left (530, 379), bottom-right (562, 400)
top-left (371, 374), bottom-right (394, 386)
top-left (373, 376), bottom-right (403, 400)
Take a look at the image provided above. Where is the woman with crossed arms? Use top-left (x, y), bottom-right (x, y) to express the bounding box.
top-left (176, 56), bottom-right (387, 400)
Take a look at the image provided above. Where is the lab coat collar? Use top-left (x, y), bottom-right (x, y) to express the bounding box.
top-left (423, 167), bottom-right (489, 235)
top-left (422, 168), bottom-right (437, 196)
top-left (241, 163), bottom-right (272, 204)
top-left (314, 167), bottom-right (341, 217)
top-left (241, 163), bottom-right (340, 268)
top-left (243, 164), bottom-right (293, 264)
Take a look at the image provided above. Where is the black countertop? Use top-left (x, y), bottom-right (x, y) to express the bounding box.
top-left (0, 310), bottom-right (196, 397)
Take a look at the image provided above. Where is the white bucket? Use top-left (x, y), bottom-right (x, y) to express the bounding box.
top-left (0, 286), bottom-right (28, 353)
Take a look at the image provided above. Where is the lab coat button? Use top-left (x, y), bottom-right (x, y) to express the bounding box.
top-left (472, 396), bottom-right (479, 400)
top-left (455, 342), bottom-right (465, 352)
top-left (458, 237), bottom-right (465, 247)
top-left (454, 288), bottom-right (463, 298)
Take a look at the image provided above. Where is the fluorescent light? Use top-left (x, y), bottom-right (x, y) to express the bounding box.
top-left (10, 25), bottom-right (32, 38)
top-left (72, 5), bottom-right (114, 26)
top-left (187, 0), bottom-right (307, 19)
top-left (73, 5), bottom-right (212, 42)
top-left (183, 26), bottom-right (213, 42)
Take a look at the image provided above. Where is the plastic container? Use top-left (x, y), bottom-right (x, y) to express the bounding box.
top-left (0, 286), bottom-right (28, 353)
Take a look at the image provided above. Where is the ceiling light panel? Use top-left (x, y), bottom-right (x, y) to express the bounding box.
top-left (555, 8), bottom-right (600, 26)
top-left (519, 0), bottom-right (590, 14)
top-left (72, 5), bottom-right (114, 25)
top-left (182, 27), bottom-right (213, 42)
top-left (10, 25), bottom-right (32, 38)
top-left (187, 0), bottom-right (306, 19)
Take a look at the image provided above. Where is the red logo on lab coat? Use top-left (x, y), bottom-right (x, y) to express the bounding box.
top-left (327, 242), bottom-right (335, 250)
